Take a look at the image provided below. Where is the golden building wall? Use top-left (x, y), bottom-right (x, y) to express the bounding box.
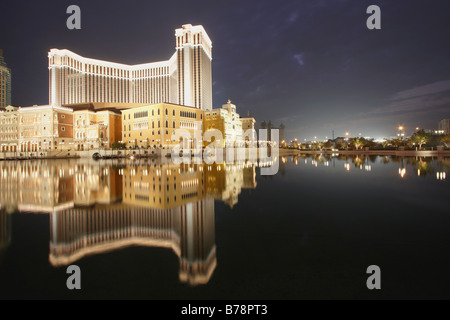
top-left (121, 103), bottom-right (204, 149)
top-left (122, 163), bottom-right (204, 209)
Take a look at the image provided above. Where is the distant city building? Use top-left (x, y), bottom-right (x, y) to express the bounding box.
top-left (259, 120), bottom-right (285, 144)
top-left (423, 129), bottom-right (445, 136)
top-left (48, 24), bottom-right (212, 110)
top-left (73, 108), bottom-right (122, 150)
top-left (438, 119), bottom-right (450, 135)
top-left (121, 102), bottom-right (204, 149)
top-left (0, 49), bottom-right (12, 108)
top-left (204, 100), bottom-right (244, 147)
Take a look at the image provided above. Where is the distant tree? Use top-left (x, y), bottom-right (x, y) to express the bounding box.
top-left (441, 135), bottom-right (450, 148)
top-left (353, 138), bottom-right (364, 150)
top-left (388, 138), bottom-right (404, 148)
top-left (317, 142), bottom-right (324, 151)
top-left (324, 140), bottom-right (333, 149)
top-left (363, 138), bottom-right (377, 149)
top-left (311, 142), bottom-right (323, 151)
top-left (410, 130), bottom-right (431, 149)
top-left (338, 141), bottom-right (348, 150)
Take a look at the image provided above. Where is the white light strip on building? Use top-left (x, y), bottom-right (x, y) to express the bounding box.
top-left (19, 105), bottom-right (73, 112)
top-left (49, 49), bottom-right (176, 71)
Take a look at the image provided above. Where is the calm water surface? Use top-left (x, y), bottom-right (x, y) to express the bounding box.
top-left (0, 154), bottom-right (449, 299)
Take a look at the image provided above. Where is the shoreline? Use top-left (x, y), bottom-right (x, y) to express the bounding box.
top-left (1, 147), bottom-right (450, 161)
top-left (281, 149), bottom-right (450, 157)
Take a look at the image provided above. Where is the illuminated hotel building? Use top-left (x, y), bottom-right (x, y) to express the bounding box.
top-left (73, 108), bottom-right (122, 150)
top-left (121, 102), bottom-right (204, 149)
top-left (0, 49), bottom-right (12, 108)
top-left (48, 24), bottom-right (212, 111)
top-left (204, 100), bottom-right (244, 147)
top-left (0, 106), bottom-right (19, 152)
top-left (18, 105), bottom-right (74, 152)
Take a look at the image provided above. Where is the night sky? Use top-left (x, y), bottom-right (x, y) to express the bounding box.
top-left (1, 0), bottom-right (450, 141)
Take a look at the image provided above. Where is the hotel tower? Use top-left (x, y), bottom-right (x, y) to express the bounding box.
top-left (48, 24), bottom-right (212, 110)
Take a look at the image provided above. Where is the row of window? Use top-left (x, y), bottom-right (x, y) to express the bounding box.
top-left (123, 109), bottom-right (201, 120)
top-left (134, 111), bottom-right (148, 119)
top-left (124, 120), bottom-right (178, 131)
top-left (123, 129), bottom-right (174, 138)
top-left (54, 55), bottom-right (170, 79)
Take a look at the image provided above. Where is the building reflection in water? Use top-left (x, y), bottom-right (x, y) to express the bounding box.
top-left (0, 159), bottom-right (258, 286)
top-left (0, 208), bottom-right (11, 258)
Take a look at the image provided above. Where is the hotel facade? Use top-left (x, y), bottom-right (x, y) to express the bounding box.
top-left (1, 105), bottom-right (74, 153)
top-left (73, 108), bottom-right (122, 150)
top-left (18, 105), bottom-right (74, 153)
top-left (48, 24), bottom-right (212, 111)
top-left (0, 106), bottom-right (18, 152)
top-left (121, 102), bottom-right (204, 149)
top-left (0, 24), bottom-right (259, 154)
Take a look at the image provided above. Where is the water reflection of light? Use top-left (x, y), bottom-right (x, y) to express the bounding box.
top-left (324, 161), bottom-right (329, 167)
top-left (436, 172), bottom-right (446, 181)
top-left (344, 163), bottom-right (350, 171)
top-left (365, 165), bottom-right (372, 172)
top-left (304, 159), bottom-right (307, 164)
top-left (417, 169), bottom-right (421, 176)
top-left (398, 168), bottom-right (406, 178)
